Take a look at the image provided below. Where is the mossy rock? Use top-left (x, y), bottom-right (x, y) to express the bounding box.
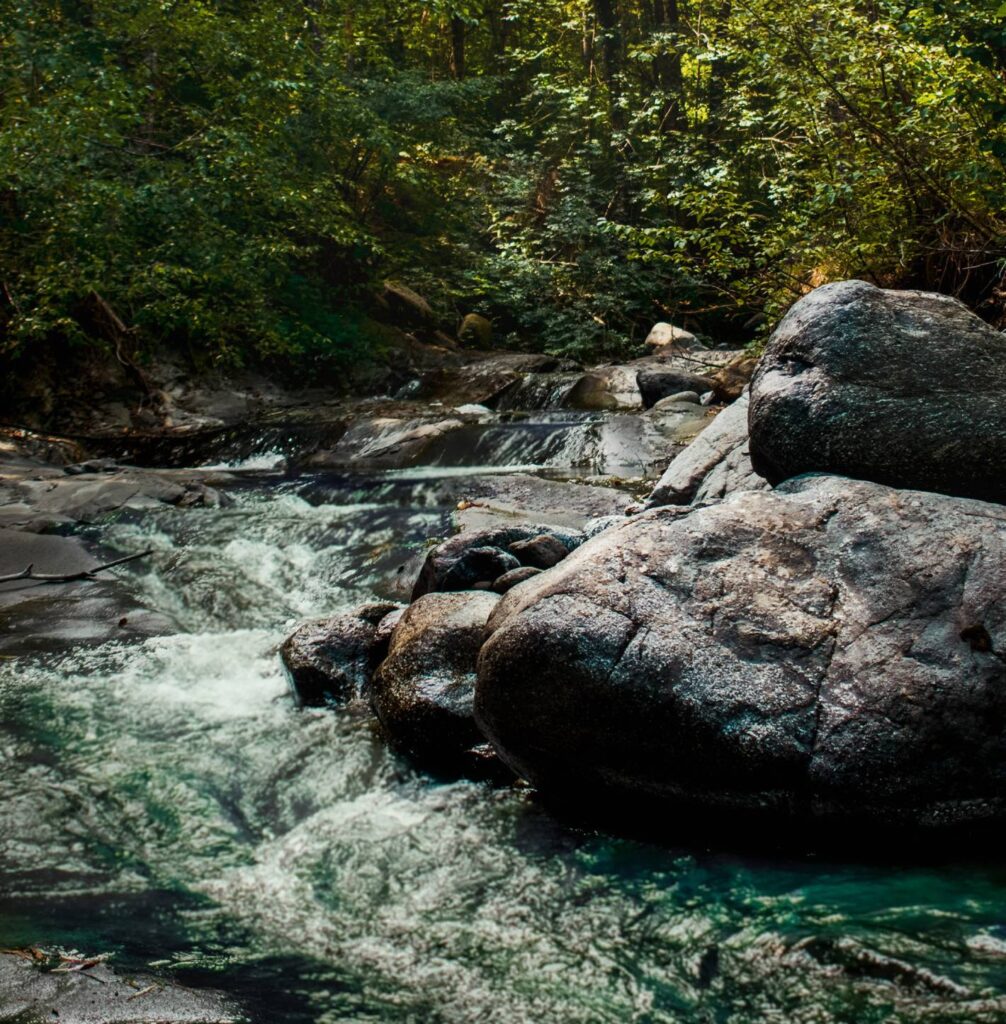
top-left (458, 313), bottom-right (493, 349)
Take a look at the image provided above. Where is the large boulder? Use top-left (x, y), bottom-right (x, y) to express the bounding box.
top-left (646, 391), bottom-right (767, 507)
top-left (476, 475), bottom-right (1006, 829)
top-left (371, 591), bottom-right (505, 776)
top-left (412, 524), bottom-right (583, 600)
top-left (280, 602), bottom-right (402, 706)
top-left (749, 280), bottom-right (1006, 503)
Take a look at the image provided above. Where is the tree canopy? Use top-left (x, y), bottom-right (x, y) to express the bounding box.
top-left (1, 0), bottom-right (1004, 373)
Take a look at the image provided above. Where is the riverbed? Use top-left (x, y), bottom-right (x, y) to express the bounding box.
top-left (2, 405), bottom-right (1005, 1023)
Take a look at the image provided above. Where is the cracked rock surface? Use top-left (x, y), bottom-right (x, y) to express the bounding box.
top-left (749, 279), bottom-right (1006, 503)
top-left (475, 474), bottom-right (1006, 827)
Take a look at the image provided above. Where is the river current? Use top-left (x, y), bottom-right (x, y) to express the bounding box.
top-left (1, 413), bottom-right (1005, 1023)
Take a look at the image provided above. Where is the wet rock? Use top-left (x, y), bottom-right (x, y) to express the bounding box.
top-left (636, 368), bottom-right (716, 409)
top-left (372, 591), bottom-right (504, 776)
top-left (175, 481), bottom-right (233, 508)
top-left (409, 353), bottom-right (564, 407)
top-left (0, 950), bottom-right (238, 1024)
top-left (476, 474), bottom-right (1006, 829)
top-left (644, 323), bottom-right (699, 351)
top-left (749, 280), bottom-right (1006, 503)
top-left (299, 416), bottom-right (465, 471)
top-left (647, 391), bottom-right (767, 507)
top-left (452, 474), bottom-right (627, 534)
top-left (412, 524), bottom-right (583, 600)
top-left (280, 602), bottom-right (403, 707)
top-left (493, 566), bottom-right (544, 593)
top-left (458, 313), bottom-right (493, 348)
top-left (441, 546), bottom-right (522, 592)
top-left (566, 366), bottom-right (643, 411)
top-left (0, 427), bottom-right (85, 467)
top-left (64, 457), bottom-right (119, 474)
top-left (0, 531), bottom-right (170, 655)
top-left (652, 392), bottom-right (701, 409)
top-left (508, 533), bottom-right (570, 569)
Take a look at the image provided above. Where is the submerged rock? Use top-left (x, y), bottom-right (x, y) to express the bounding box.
top-left (476, 474), bottom-right (1006, 829)
top-left (280, 602), bottom-right (402, 706)
top-left (372, 591), bottom-right (507, 777)
top-left (749, 280), bottom-right (1006, 503)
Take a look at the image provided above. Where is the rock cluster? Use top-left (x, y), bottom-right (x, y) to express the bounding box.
top-left (282, 280), bottom-right (1006, 834)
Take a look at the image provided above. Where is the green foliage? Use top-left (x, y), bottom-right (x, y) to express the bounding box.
top-left (1, 0), bottom-right (1004, 375)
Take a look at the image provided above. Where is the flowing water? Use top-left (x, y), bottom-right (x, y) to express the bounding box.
top-left (2, 409), bottom-right (1006, 1023)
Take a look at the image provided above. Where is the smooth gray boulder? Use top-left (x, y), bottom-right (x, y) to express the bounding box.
top-left (749, 280), bottom-right (1006, 503)
top-left (646, 391), bottom-right (767, 507)
top-left (476, 475), bottom-right (1006, 828)
top-left (280, 602), bottom-right (402, 706)
top-left (372, 591), bottom-right (507, 778)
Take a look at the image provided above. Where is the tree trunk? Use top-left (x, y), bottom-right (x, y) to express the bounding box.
top-left (593, 0), bottom-right (624, 131)
top-left (451, 16), bottom-right (466, 79)
top-left (654, 0), bottom-right (685, 131)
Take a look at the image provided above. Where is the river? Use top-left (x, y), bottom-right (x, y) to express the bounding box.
top-left (1, 407), bottom-right (1004, 1023)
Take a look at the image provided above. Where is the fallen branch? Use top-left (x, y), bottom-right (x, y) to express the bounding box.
top-left (0, 549), bottom-right (153, 585)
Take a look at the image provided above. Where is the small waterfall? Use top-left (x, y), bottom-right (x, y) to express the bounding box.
top-left (492, 372), bottom-right (582, 411)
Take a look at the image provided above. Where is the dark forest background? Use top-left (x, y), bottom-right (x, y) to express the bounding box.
top-left (2, 0), bottom-right (1005, 382)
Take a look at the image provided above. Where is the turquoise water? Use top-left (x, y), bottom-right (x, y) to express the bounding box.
top-left (2, 477), bottom-right (1006, 1022)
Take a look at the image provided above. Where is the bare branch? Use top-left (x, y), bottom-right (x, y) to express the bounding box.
top-left (0, 549), bottom-right (153, 585)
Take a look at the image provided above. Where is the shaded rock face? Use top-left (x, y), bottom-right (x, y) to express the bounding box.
top-left (476, 475), bottom-right (1006, 828)
top-left (372, 591), bottom-right (505, 776)
top-left (412, 524), bottom-right (583, 600)
top-left (636, 368), bottom-right (716, 409)
top-left (280, 602), bottom-right (402, 706)
top-left (749, 280), bottom-right (1006, 503)
top-left (647, 392), bottom-right (767, 508)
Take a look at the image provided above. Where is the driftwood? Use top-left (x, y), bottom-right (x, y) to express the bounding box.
top-left (0, 549), bottom-right (153, 585)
